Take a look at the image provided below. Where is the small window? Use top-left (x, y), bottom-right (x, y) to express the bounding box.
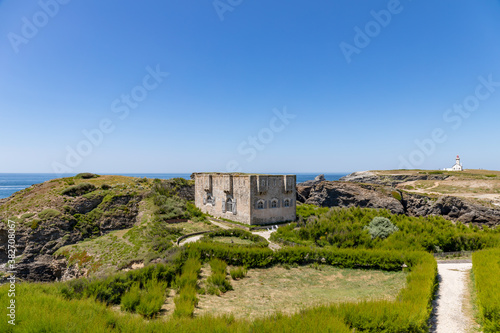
top-left (284, 199), bottom-right (290, 207)
top-left (226, 198), bottom-right (233, 212)
top-left (257, 200), bottom-right (264, 209)
top-left (205, 193), bottom-right (215, 206)
top-left (271, 199), bottom-right (278, 208)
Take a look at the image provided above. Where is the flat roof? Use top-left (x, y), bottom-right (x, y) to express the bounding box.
top-left (193, 172), bottom-right (296, 176)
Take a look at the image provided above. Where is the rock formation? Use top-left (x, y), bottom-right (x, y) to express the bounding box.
top-left (298, 177), bottom-right (500, 227)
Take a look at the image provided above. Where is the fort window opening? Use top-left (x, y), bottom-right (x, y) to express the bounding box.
top-left (271, 199), bottom-right (278, 208)
top-left (284, 199), bottom-right (290, 207)
top-left (226, 198), bottom-right (233, 212)
top-left (257, 200), bottom-right (264, 209)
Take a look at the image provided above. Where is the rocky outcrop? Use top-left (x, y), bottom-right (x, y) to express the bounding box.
top-left (297, 180), bottom-right (500, 227)
top-left (298, 174), bottom-right (326, 187)
top-left (297, 181), bottom-right (404, 214)
top-left (0, 193), bottom-right (143, 282)
top-left (403, 194), bottom-right (500, 226)
top-left (340, 171), bottom-right (449, 186)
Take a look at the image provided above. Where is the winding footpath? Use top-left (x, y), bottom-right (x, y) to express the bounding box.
top-left (430, 262), bottom-right (474, 333)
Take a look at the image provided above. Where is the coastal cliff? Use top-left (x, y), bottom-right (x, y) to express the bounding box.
top-left (0, 174), bottom-right (194, 282)
top-left (298, 170), bottom-right (500, 227)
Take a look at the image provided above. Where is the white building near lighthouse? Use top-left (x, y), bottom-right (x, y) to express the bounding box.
top-left (444, 155), bottom-right (463, 171)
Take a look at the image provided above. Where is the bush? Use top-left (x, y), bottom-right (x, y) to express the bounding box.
top-left (62, 183), bottom-right (96, 196)
top-left (173, 256), bottom-right (201, 318)
top-left (473, 248), bottom-right (500, 332)
top-left (38, 208), bottom-right (62, 220)
top-left (136, 279), bottom-right (167, 318)
top-left (120, 283), bottom-right (141, 312)
top-left (30, 219), bottom-right (40, 230)
top-left (365, 216), bottom-right (399, 239)
top-left (229, 266), bottom-right (247, 280)
top-left (59, 262), bottom-right (180, 305)
top-left (101, 184), bottom-right (111, 190)
top-left (392, 190), bottom-right (402, 201)
top-left (273, 207), bottom-right (500, 252)
top-left (202, 229), bottom-right (268, 248)
top-left (21, 213), bottom-right (35, 219)
top-left (206, 259), bottom-right (232, 294)
top-left (75, 173), bottom-right (99, 179)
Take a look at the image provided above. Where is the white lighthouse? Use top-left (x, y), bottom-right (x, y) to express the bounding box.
top-left (444, 155), bottom-right (463, 171)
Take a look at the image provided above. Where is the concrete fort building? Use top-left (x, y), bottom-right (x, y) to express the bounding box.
top-left (193, 173), bottom-right (296, 225)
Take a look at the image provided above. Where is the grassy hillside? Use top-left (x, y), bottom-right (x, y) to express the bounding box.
top-left (372, 169), bottom-right (500, 206)
top-left (0, 174), bottom-right (218, 279)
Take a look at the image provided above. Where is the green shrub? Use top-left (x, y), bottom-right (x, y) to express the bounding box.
top-left (206, 259), bottom-right (232, 293)
top-left (60, 262), bottom-right (179, 305)
top-left (62, 183), bottom-right (96, 196)
top-left (136, 279), bottom-right (167, 318)
top-left (229, 266), bottom-right (247, 280)
top-left (274, 207), bottom-right (500, 252)
top-left (30, 219), bottom-right (40, 230)
top-left (38, 208), bottom-right (61, 220)
top-left (473, 248), bottom-right (500, 332)
top-left (120, 282), bottom-right (141, 312)
top-left (173, 292), bottom-right (196, 317)
top-left (75, 173), bottom-right (99, 179)
top-left (101, 184), bottom-right (111, 190)
top-left (202, 229), bottom-right (268, 248)
top-left (173, 256), bottom-right (201, 318)
top-left (392, 190), bottom-right (402, 201)
top-left (365, 216), bottom-right (399, 239)
top-left (485, 174), bottom-right (497, 178)
top-left (21, 213), bottom-right (35, 219)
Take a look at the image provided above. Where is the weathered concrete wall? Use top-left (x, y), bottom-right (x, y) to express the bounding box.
top-left (250, 175), bottom-right (296, 225)
top-left (194, 173), bottom-right (296, 225)
top-left (194, 174), bottom-right (252, 224)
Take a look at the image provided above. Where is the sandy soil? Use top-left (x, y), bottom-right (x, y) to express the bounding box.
top-left (429, 263), bottom-right (474, 333)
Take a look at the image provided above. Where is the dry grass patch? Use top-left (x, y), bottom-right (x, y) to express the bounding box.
top-left (196, 264), bottom-right (406, 319)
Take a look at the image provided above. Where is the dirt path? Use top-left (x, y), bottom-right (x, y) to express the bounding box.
top-left (251, 229), bottom-right (281, 251)
top-left (429, 263), bottom-right (474, 333)
top-left (178, 234), bottom-right (204, 246)
top-left (208, 219), bottom-right (232, 230)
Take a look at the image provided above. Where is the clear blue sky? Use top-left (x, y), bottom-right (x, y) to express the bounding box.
top-left (1, 0), bottom-right (500, 174)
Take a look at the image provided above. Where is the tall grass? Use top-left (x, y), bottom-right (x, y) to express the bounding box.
top-left (0, 246), bottom-right (437, 332)
top-left (472, 248), bottom-right (500, 332)
top-left (276, 206), bottom-right (500, 251)
top-left (206, 258), bottom-right (232, 295)
top-left (120, 279), bottom-right (167, 318)
top-left (229, 266), bottom-right (247, 280)
top-left (173, 256), bottom-right (202, 318)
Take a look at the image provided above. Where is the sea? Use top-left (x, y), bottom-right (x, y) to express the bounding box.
top-left (0, 173), bottom-right (349, 199)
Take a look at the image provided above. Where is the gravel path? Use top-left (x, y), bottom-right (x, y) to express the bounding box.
top-left (429, 263), bottom-right (473, 333)
top-left (251, 229), bottom-right (281, 251)
top-left (178, 234), bottom-right (204, 246)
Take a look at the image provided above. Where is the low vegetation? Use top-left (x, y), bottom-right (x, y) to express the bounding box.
top-left (229, 266), bottom-right (247, 280)
top-left (273, 205), bottom-right (500, 252)
top-left (205, 258), bottom-right (232, 295)
top-left (121, 279), bottom-right (168, 318)
top-left (201, 229), bottom-right (268, 248)
top-left (0, 244), bottom-right (435, 332)
top-left (472, 248), bottom-right (500, 332)
top-left (173, 256), bottom-right (202, 318)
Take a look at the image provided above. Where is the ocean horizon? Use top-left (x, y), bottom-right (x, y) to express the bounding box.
top-left (0, 172), bottom-right (349, 199)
